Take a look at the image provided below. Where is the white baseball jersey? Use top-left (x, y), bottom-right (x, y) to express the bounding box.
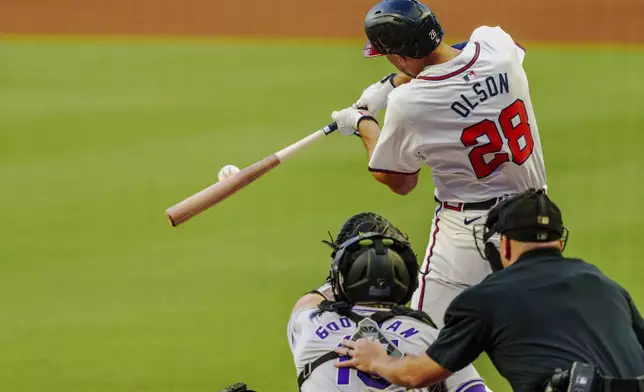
top-left (369, 26), bottom-right (546, 203)
top-left (288, 306), bottom-right (487, 392)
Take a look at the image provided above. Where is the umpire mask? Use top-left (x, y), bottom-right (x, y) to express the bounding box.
top-left (473, 189), bottom-right (569, 272)
top-left (330, 233), bottom-right (419, 305)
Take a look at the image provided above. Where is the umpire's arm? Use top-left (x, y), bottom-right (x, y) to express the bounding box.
top-left (336, 339), bottom-right (452, 388)
top-left (625, 290), bottom-right (644, 348)
top-left (336, 288), bottom-right (490, 388)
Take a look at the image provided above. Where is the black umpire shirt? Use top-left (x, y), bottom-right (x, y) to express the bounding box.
top-left (426, 248), bottom-right (644, 392)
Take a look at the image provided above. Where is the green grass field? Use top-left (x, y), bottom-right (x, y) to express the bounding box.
top-left (1, 37), bottom-right (643, 392)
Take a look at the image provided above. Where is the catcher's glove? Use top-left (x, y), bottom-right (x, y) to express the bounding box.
top-left (219, 382), bottom-right (256, 392)
top-left (323, 212), bottom-right (409, 258)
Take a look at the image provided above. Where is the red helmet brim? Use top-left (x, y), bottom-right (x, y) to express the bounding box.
top-left (363, 41), bottom-right (383, 58)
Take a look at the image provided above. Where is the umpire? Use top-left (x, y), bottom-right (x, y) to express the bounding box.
top-left (336, 189), bottom-right (644, 392)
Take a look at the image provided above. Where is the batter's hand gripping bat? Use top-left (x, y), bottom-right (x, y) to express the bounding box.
top-left (165, 122), bottom-right (338, 227)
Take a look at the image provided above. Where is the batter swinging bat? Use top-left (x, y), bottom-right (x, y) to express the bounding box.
top-left (165, 122), bottom-right (338, 227)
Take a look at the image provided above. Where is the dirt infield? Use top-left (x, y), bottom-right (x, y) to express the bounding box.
top-left (1, 0), bottom-right (642, 43)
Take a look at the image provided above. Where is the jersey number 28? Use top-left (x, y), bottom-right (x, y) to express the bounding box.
top-left (460, 99), bottom-right (534, 179)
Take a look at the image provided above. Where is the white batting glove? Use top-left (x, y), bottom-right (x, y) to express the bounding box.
top-left (331, 107), bottom-right (376, 136)
top-left (353, 73), bottom-right (396, 117)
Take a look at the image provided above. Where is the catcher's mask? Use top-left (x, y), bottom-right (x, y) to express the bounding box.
top-left (473, 189), bottom-right (569, 272)
top-left (330, 232), bottom-right (419, 305)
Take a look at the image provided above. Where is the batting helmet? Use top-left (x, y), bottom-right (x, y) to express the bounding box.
top-left (364, 0), bottom-right (444, 59)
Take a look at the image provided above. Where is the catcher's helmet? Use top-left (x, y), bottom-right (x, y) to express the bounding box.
top-left (364, 0), bottom-right (444, 59)
top-left (329, 212), bottom-right (410, 256)
top-left (329, 232), bottom-right (418, 305)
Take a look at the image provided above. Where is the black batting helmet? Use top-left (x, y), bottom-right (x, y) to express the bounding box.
top-left (364, 0), bottom-right (444, 59)
top-left (329, 232), bottom-right (419, 305)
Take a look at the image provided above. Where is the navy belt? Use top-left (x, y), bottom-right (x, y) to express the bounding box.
top-left (434, 196), bottom-right (501, 212)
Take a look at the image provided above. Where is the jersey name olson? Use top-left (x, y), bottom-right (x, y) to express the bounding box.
top-left (451, 72), bottom-right (510, 118)
top-left (314, 316), bottom-right (421, 340)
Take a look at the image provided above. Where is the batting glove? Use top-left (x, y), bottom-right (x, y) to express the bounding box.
top-left (331, 107), bottom-right (376, 136)
top-left (353, 73), bottom-right (396, 117)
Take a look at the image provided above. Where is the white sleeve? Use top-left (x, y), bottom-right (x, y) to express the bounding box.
top-left (368, 102), bottom-right (422, 175)
top-left (287, 309), bottom-right (316, 353)
top-left (514, 40), bottom-right (526, 63)
top-left (470, 25), bottom-right (526, 64)
top-left (445, 364), bottom-right (489, 392)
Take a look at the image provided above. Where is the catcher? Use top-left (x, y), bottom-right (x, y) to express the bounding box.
top-left (287, 212), bottom-right (489, 392)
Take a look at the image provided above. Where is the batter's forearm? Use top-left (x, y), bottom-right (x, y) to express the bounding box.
top-left (357, 118), bottom-right (381, 159)
top-left (356, 119), bottom-right (418, 195)
top-left (356, 118), bottom-right (418, 195)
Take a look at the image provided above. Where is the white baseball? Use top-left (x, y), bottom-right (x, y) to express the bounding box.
top-left (218, 164), bottom-right (240, 181)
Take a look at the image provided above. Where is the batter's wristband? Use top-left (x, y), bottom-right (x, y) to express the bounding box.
top-left (380, 73), bottom-right (397, 87)
top-left (356, 115), bottom-right (378, 129)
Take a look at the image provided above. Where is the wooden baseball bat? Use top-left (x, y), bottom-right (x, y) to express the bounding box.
top-left (165, 122), bottom-right (338, 227)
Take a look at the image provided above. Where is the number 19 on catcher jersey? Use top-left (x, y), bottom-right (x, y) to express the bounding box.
top-left (288, 307), bottom-right (487, 392)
